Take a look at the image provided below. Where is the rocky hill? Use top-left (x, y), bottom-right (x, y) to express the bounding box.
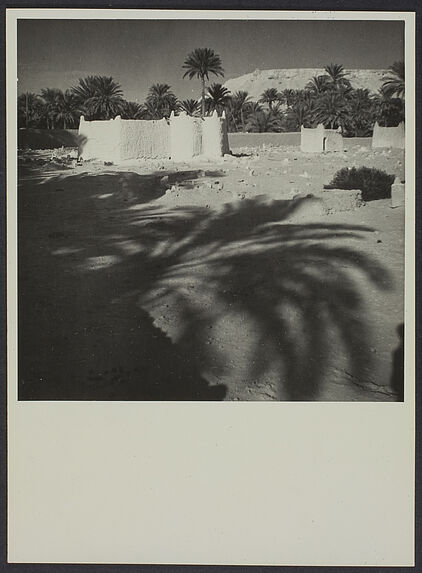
top-left (223, 68), bottom-right (387, 100)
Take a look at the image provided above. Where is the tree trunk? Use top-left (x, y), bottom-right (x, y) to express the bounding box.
top-left (240, 108), bottom-right (244, 131)
top-left (201, 76), bottom-right (206, 118)
top-left (63, 119), bottom-right (66, 130)
top-left (25, 93), bottom-right (29, 128)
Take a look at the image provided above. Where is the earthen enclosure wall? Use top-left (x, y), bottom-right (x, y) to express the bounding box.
top-left (78, 111), bottom-right (229, 163)
top-left (78, 117), bottom-right (121, 162)
top-left (301, 124), bottom-right (325, 152)
top-left (372, 122), bottom-right (405, 149)
top-left (301, 124), bottom-right (344, 153)
top-left (119, 119), bottom-right (170, 160)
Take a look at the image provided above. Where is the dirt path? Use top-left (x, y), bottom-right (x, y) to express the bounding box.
top-left (17, 144), bottom-right (405, 401)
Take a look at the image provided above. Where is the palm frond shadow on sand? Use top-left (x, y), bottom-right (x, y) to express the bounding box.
top-left (127, 196), bottom-right (392, 400)
top-left (19, 169), bottom-right (393, 400)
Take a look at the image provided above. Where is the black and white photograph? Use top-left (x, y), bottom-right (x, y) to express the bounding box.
top-left (15, 15), bottom-right (409, 402)
top-left (6, 8), bottom-right (416, 566)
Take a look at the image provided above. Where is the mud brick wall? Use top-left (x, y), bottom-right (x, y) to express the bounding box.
top-left (372, 122), bottom-right (405, 149)
top-left (78, 111), bottom-right (230, 163)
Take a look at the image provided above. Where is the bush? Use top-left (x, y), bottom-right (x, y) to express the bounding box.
top-left (325, 167), bottom-right (395, 202)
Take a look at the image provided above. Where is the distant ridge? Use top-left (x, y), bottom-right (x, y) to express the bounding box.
top-left (223, 68), bottom-right (387, 99)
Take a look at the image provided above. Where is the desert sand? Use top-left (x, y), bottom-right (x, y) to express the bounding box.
top-left (17, 138), bottom-right (405, 401)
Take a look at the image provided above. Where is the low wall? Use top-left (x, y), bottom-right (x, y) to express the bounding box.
top-left (228, 132), bottom-right (301, 149)
top-left (18, 128), bottom-right (79, 150)
top-left (228, 132), bottom-right (371, 151)
top-left (372, 122), bottom-right (405, 149)
top-left (301, 124), bottom-right (343, 152)
top-left (78, 112), bottom-right (229, 163)
top-left (324, 130), bottom-right (343, 152)
top-left (301, 124), bottom-right (325, 152)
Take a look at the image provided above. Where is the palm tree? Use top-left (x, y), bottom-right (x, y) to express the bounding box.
top-left (146, 84), bottom-right (178, 118)
top-left (178, 99), bottom-right (200, 116)
top-left (18, 92), bottom-right (43, 128)
top-left (231, 90), bottom-right (251, 131)
top-left (182, 48), bottom-right (224, 117)
top-left (71, 76), bottom-right (124, 120)
top-left (372, 90), bottom-right (404, 127)
top-left (40, 88), bottom-right (62, 129)
top-left (246, 110), bottom-right (282, 133)
top-left (282, 89), bottom-right (296, 107)
top-left (324, 63), bottom-right (351, 90)
top-left (382, 61), bottom-right (405, 99)
top-left (121, 101), bottom-right (145, 119)
top-left (141, 100), bottom-right (159, 120)
top-left (55, 90), bottom-right (81, 129)
top-left (259, 88), bottom-right (281, 110)
top-left (285, 100), bottom-right (313, 131)
top-left (312, 91), bottom-right (348, 129)
top-left (305, 75), bottom-right (331, 96)
top-left (343, 89), bottom-right (375, 136)
top-left (206, 83), bottom-right (231, 115)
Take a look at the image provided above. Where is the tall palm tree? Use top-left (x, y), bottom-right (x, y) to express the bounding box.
top-left (259, 88), bottom-right (281, 110)
top-left (206, 83), bottom-right (231, 115)
top-left (382, 61), bottom-right (405, 99)
top-left (55, 90), bottom-right (81, 129)
top-left (182, 48), bottom-right (224, 117)
top-left (71, 76), bottom-right (124, 120)
top-left (40, 88), bottom-right (62, 129)
top-left (146, 84), bottom-right (178, 118)
top-left (178, 99), bottom-right (200, 116)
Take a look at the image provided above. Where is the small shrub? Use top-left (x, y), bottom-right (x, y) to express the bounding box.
top-left (325, 166), bottom-right (395, 201)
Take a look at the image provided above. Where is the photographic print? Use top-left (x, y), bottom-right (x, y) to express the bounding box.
top-left (6, 9), bottom-right (416, 566)
top-left (16, 16), bottom-right (408, 402)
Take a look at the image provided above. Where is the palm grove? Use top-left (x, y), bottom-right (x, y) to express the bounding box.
top-left (18, 49), bottom-right (405, 137)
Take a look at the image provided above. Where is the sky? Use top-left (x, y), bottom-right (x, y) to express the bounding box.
top-left (17, 18), bottom-right (404, 102)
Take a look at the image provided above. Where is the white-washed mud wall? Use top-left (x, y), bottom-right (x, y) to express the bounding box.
top-left (202, 113), bottom-right (230, 158)
top-left (324, 130), bottom-right (344, 152)
top-left (78, 116), bottom-right (121, 162)
top-left (372, 122), bottom-right (405, 149)
top-left (301, 124), bottom-right (344, 152)
top-left (169, 114), bottom-right (202, 161)
top-left (119, 119), bottom-right (170, 160)
top-left (301, 124), bottom-right (324, 152)
top-left (79, 111), bottom-right (230, 163)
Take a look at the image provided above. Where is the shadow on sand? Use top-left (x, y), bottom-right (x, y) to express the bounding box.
top-left (18, 165), bottom-right (395, 400)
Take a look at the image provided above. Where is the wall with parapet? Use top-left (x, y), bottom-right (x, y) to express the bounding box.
top-left (301, 124), bottom-right (344, 153)
top-left (78, 116), bottom-right (121, 162)
top-left (372, 122), bottom-right (405, 149)
top-left (202, 113), bottom-right (230, 158)
top-left (169, 114), bottom-right (202, 161)
top-left (78, 111), bottom-right (229, 163)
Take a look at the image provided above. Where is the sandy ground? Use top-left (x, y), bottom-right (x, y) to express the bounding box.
top-left (17, 141), bottom-right (405, 401)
